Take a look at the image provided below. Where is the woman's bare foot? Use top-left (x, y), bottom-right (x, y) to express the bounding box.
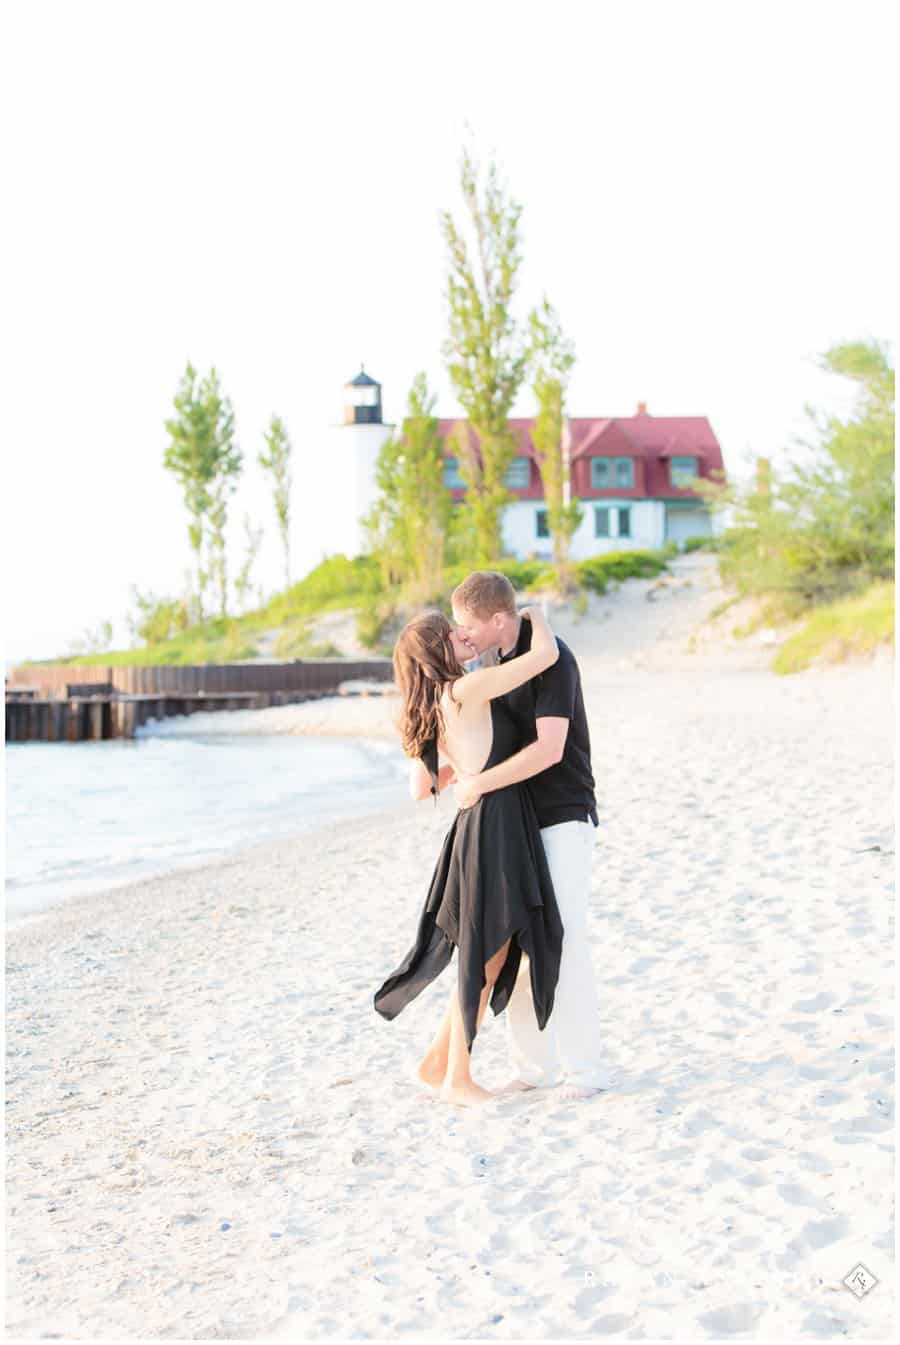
top-left (439, 1077), bottom-right (495, 1108)
top-left (416, 1047), bottom-right (449, 1088)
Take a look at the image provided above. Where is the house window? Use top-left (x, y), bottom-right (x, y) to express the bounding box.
top-left (443, 456), bottom-right (466, 489)
top-left (536, 509), bottom-right (550, 539)
top-left (615, 458), bottom-right (634, 487)
top-left (591, 456), bottom-right (634, 488)
top-left (617, 506), bottom-right (631, 538)
top-left (594, 506), bottom-right (610, 538)
top-left (670, 455), bottom-right (699, 488)
top-left (505, 456), bottom-right (530, 489)
top-left (590, 457), bottom-right (610, 488)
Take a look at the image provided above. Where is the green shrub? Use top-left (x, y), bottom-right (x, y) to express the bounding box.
top-left (683, 535), bottom-right (714, 553)
top-left (221, 620), bottom-right (257, 661)
top-left (273, 618), bottom-right (343, 659)
top-left (356, 597), bottom-right (400, 654)
top-left (266, 553), bottom-right (383, 624)
top-left (127, 589), bottom-right (191, 647)
top-left (576, 548), bottom-right (670, 593)
top-left (441, 558), bottom-right (555, 594)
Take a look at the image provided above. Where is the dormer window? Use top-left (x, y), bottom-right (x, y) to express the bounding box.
top-left (591, 456), bottom-right (633, 488)
top-left (504, 456), bottom-right (530, 489)
top-left (670, 455), bottom-right (699, 488)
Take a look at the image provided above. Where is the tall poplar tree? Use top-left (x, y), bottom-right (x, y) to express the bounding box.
top-left (166, 363), bottom-right (224, 624)
top-left (363, 372), bottom-right (451, 597)
top-left (439, 147), bottom-right (528, 563)
top-left (201, 369), bottom-right (241, 621)
top-left (234, 512), bottom-right (265, 614)
top-left (259, 414), bottom-right (293, 590)
top-left (527, 295), bottom-right (582, 591)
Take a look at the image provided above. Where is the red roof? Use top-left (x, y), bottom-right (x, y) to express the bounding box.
top-left (437, 413), bottom-right (720, 459)
top-left (436, 409), bottom-right (724, 500)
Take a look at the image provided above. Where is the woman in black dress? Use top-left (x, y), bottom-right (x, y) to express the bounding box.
top-left (374, 605), bottom-right (565, 1107)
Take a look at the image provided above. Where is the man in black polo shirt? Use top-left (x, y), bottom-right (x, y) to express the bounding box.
top-left (451, 571), bottom-right (615, 1100)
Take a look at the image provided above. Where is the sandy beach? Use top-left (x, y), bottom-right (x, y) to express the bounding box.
top-left (6, 557), bottom-right (895, 1340)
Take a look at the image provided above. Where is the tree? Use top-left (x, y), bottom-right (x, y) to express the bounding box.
top-left (789, 339), bottom-right (894, 582)
top-left (234, 512), bottom-right (265, 614)
top-left (259, 414), bottom-right (293, 589)
top-left (202, 370), bottom-right (241, 621)
top-left (698, 337), bottom-right (894, 612)
top-left (163, 362), bottom-right (214, 623)
top-left (439, 146), bottom-right (528, 563)
top-left (527, 295), bottom-right (582, 591)
top-left (163, 362), bottom-right (240, 624)
top-left (363, 372), bottom-right (452, 598)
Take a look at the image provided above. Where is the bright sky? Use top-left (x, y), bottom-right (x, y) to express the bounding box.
top-left (2, 0), bottom-right (895, 665)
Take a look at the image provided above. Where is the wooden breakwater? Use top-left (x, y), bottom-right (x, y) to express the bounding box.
top-left (5, 660), bottom-right (394, 743)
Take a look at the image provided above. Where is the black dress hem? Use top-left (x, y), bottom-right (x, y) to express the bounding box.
top-left (373, 701), bottom-right (564, 1055)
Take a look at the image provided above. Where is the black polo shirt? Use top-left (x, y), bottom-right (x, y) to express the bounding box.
top-left (498, 616), bottom-right (599, 829)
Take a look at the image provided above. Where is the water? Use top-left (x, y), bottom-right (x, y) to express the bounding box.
top-left (6, 729), bottom-right (409, 922)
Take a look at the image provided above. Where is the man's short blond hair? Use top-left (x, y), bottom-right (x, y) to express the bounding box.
top-left (451, 570), bottom-right (517, 620)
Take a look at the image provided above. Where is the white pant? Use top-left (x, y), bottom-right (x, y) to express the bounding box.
top-left (504, 819), bottom-right (615, 1088)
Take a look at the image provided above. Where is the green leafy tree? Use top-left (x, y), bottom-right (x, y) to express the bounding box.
top-left (363, 372), bottom-right (452, 598)
top-left (699, 338), bottom-right (894, 613)
top-left (259, 414), bottom-right (293, 589)
top-left (163, 361), bottom-right (240, 623)
top-left (527, 295), bottom-right (582, 591)
top-left (439, 146), bottom-right (528, 563)
top-left (788, 339), bottom-right (894, 581)
top-left (163, 362), bottom-right (214, 623)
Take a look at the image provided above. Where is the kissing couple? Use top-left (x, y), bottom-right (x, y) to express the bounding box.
top-left (374, 570), bottom-right (614, 1108)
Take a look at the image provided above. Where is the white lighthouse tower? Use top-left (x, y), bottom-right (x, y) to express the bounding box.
top-left (321, 366), bottom-right (394, 559)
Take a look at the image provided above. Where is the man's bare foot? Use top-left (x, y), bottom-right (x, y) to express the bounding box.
top-left (439, 1078), bottom-right (495, 1108)
top-left (493, 1078), bottom-right (539, 1096)
top-left (551, 1083), bottom-right (607, 1100)
top-left (416, 1048), bottom-right (448, 1089)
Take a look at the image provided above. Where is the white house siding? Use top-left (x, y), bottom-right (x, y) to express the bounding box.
top-left (500, 501), bottom-right (552, 560)
top-left (501, 498), bottom-right (667, 560)
top-left (569, 499), bottom-right (665, 558)
top-left (663, 504), bottom-right (713, 545)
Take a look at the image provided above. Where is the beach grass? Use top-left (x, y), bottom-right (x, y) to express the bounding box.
top-left (773, 579), bottom-right (894, 674)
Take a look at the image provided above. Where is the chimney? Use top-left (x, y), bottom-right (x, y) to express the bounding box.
top-left (636, 401), bottom-right (648, 415)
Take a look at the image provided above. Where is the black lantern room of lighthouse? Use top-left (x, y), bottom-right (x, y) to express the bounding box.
top-left (344, 367), bottom-right (383, 425)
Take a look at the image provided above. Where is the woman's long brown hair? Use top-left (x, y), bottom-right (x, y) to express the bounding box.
top-left (392, 611), bottom-right (466, 760)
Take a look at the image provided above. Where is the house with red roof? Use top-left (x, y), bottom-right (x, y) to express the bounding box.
top-left (327, 371), bottom-right (726, 562)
